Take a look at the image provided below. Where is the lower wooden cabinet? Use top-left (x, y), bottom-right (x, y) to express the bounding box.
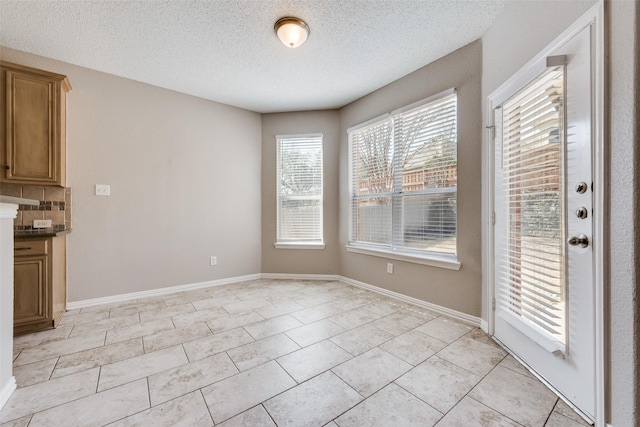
top-left (14, 235), bottom-right (66, 335)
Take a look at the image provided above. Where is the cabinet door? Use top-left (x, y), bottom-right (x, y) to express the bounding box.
top-left (14, 255), bottom-right (49, 325)
top-left (3, 70), bottom-right (61, 185)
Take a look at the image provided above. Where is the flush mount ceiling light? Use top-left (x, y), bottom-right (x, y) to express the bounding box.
top-left (274, 17), bottom-right (309, 48)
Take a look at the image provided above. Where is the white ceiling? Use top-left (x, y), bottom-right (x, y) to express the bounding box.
top-left (0, 1), bottom-right (508, 113)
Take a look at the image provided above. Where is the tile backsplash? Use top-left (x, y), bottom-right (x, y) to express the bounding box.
top-left (0, 184), bottom-right (72, 232)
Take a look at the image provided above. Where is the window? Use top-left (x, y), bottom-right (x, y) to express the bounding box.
top-left (495, 66), bottom-right (567, 350)
top-left (348, 89), bottom-right (457, 264)
top-left (276, 134), bottom-right (323, 247)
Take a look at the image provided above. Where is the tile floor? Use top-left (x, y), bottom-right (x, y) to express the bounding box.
top-left (1, 279), bottom-right (590, 426)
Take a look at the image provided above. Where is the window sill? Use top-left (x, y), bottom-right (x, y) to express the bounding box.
top-left (345, 244), bottom-right (461, 270)
top-left (274, 242), bottom-right (326, 250)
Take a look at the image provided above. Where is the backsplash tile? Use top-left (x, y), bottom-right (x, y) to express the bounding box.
top-left (1, 184), bottom-right (21, 197)
top-left (45, 186), bottom-right (65, 201)
top-left (22, 210), bottom-right (45, 227)
top-left (22, 186), bottom-right (45, 201)
top-left (0, 185), bottom-right (72, 232)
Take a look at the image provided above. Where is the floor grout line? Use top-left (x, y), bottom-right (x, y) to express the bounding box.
top-left (5, 279), bottom-right (584, 426)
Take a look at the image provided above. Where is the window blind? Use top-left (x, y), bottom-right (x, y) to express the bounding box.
top-left (349, 90), bottom-right (457, 257)
top-left (496, 67), bottom-right (566, 349)
top-left (350, 118), bottom-right (393, 246)
top-left (394, 93), bottom-right (457, 254)
top-left (276, 134), bottom-right (323, 243)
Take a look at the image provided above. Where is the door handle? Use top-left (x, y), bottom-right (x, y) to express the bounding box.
top-left (568, 234), bottom-right (589, 248)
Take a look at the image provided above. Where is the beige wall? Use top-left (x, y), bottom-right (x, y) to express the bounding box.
top-left (261, 111), bottom-right (340, 275)
top-left (338, 41), bottom-right (483, 317)
top-left (607, 0), bottom-right (639, 424)
top-left (0, 47), bottom-right (263, 302)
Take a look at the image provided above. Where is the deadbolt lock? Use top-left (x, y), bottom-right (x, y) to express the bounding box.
top-left (575, 182), bottom-right (588, 194)
top-left (576, 207), bottom-right (588, 219)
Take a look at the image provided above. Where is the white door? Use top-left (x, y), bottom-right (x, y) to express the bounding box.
top-left (493, 24), bottom-right (595, 420)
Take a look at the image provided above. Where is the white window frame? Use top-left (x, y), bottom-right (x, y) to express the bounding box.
top-left (347, 89), bottom-right (461, 270)
top-left (275, 133), bottom-right (325, 249)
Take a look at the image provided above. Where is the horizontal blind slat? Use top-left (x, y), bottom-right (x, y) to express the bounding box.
top-left (277, 135), bottom-right (323, 242)
top-left (349, 92), bottom-right (457, 255)
top-left (496, 67), bottom-right (566, 345)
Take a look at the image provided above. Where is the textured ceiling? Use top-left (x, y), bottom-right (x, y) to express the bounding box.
top-left (0, 1), bottom-right (508, 113)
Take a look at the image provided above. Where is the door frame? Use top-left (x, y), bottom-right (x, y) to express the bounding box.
top-left (481, 2), bottom-right (606, 425)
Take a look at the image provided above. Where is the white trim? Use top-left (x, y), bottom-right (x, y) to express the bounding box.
top-left (65, 270), bottom-right (478, 331)
top-left (64, 271), bottom-right (481, 356)
top-left (340, 276), bottom-right (481, 327)
top-left (0, 203), bottom-right (17, 412)
top-left (391, 87), bottom-right (456, 115)
top-left (259, 273), bottom-right (480, 327)
top-left (489, 6), bottom-right (600, 106)
top-left (66, 273), bottom-right (261, 310)
top-left (482, 96), bottom-right (496, 336)
top-left (590, 3), bottom-right (606, 426)
top-left (0, 203), bottom-right (18, 220)
top-left (345, 244), bottom-right (461, 271)
top-left (480, 319), bottom-right (489, 334)
top-left (484, 2), bottom-right (606, 424)
top-left (260, 273), bottom-right (341, 281)
top-left (275, 132), bottom-right (323, 140)
top-left (0, 377), bottom-right (16, 411)
top-left (490, 61), bottom-right (548, 109)
top-left (276, 134), bottom-right (324, 244)
top-left (497, 309), bottom-right (565, 355)
top-left (273, 242), bottom-right (325, 250)
top-left (347, 113), bottom-right (391, 134)
top-left (347, 92), bottom-right (459, 267)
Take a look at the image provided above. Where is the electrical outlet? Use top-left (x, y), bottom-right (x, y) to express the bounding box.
top-left (387, 263), bottom-right (394, 274)
top-left (33, 219), bottom-right (52, 228)
top-left (95, 184), bottom-right (111, 196)
top-left (210, 256), bottom-right (217, 266)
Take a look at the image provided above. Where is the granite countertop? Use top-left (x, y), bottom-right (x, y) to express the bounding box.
top-left (0, 196), bottom-right (71, 238)
top-left (14, 229), bottom-right (71, 239)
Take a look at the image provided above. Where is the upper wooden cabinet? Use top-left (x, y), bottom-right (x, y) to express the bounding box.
top-left (0, 61), bottom-right (71, 186)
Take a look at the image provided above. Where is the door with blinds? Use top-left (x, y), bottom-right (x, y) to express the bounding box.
top-left (492, 24), bottom-right (595, 420)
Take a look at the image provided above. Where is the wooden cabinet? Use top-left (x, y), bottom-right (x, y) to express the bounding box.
top-left (14, 236), bottom-right (66, 335)
top-left (0, 61), bottom-right (71, 187)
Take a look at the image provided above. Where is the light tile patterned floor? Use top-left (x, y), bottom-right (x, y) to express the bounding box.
top-left (1, 279), bottom-right (590, 426)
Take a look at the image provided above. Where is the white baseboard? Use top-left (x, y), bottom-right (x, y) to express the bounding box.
top-left (260, 273), bottom-right (341, 281)
top-left (0, 376), bottom-right (16, 411)
top-left (262, 273), bottom-right (481, 327)
top-left (339, 276), bottom-right (482, 327)
top-left (480, 319), bottom-right (489, 333)
top-left (67, 272), bottom-right (481, 329)
top-left (66, 273), bottom-right (261, 310)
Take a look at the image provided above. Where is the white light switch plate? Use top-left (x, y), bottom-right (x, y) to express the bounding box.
top-left (33, 219), bottom-right (52, 228)
top-left (95, 184), bottom-right (111, 196)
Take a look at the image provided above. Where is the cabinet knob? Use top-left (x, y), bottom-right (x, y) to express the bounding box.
top-left (3, 165), bottom-right (9, 170)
